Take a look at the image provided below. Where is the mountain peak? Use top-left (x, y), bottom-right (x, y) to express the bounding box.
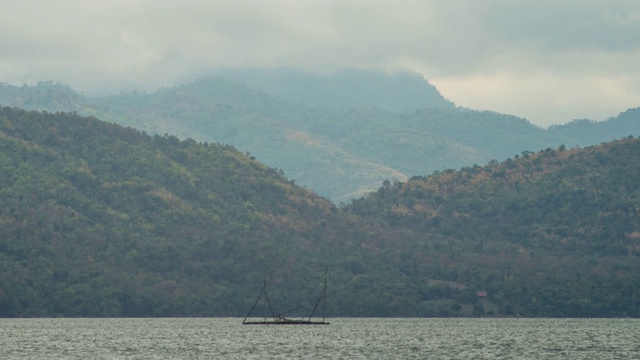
top-left (212, 67), bottom-right (455, 111)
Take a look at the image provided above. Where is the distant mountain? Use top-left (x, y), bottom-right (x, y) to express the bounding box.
top-left (1, 71), bottom-right (639, 203)
top-left (548, 107), bottom-right (640, 148)
top-left (1, 107), bottom-right (639, 317)
top-left (212, 68), bottom-right (455, 111)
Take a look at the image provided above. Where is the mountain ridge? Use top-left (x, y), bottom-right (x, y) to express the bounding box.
top-left (1, 70), bottom-right (638, 203)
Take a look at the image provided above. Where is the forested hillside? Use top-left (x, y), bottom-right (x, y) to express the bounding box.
top-left (347, 137), bottom-right (640, 317)
top-left (1, 107), bottom-right (639, 317)
top-left (2, 71), bottom-right (638, 203)
top-left (0, 107), bottom-right (344, 316)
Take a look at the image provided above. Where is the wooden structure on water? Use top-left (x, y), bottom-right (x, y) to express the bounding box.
top-left (242, 266), bottom-right (330, 325)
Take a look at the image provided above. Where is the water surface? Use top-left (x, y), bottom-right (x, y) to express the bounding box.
top-left (1, 318), bottom-right (638, 359)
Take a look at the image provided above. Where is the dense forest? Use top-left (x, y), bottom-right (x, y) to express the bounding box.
top-left (1, 107), bottom-right (639, 317)
top-left (2, 70), bottom-right (639, 203)
top-left (346, 138), bottom-right (640, 317)
top-left (0, 107), bottom-right (343, 316)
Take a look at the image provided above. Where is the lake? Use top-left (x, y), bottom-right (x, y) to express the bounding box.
top-left (1, 318), bottom-right (638, 359)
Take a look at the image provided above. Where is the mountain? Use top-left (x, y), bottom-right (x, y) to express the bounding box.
top-left (1, 71), bottom-right (639, 203)
top-left (1, 107), bottom-right (639, 317)
top-left (548, 108), bottom-right (640, 148)
top-left (211, 68), bottom-right (455, 111)
top-left (345, 136), bottom-right (640, 317)
top-left (0, 107), bottom-right (342, 316)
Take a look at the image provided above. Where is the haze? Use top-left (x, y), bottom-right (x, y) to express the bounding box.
top-left (2, 0), bottom-right (639, 127)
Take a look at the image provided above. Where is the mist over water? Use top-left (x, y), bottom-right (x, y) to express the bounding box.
top-left (1, 318), bottom-right (638, 359)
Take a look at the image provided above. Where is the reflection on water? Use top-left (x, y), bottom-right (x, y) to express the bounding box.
top-left (0, 318), bottom-right (638, 359)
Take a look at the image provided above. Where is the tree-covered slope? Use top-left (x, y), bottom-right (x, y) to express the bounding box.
top-left (0, 107), bottom-right (344, 317)
top-left (1, 107), bottom-right (639, 317)
top-left (346, 137), bottom-right (640, 317)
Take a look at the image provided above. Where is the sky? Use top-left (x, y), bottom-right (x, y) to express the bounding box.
top-left (1, 0), bottom-right (639, 127)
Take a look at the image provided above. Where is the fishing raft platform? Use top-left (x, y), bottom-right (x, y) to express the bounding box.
top-left (242, 266), bottom-right (330, 326)
top-left (242, 319), bottom-right (330, 325)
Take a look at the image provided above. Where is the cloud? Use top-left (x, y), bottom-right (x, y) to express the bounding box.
top-left (484, 1), bottom-right (640, 53)
top-left (431, 70), bottom-right (640, 126)
top-left (1, 0), bottom-right (639, 125)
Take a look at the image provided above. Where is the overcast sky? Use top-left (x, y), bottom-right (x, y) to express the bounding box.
top-left (2, 0), bottom-right (639, 127)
